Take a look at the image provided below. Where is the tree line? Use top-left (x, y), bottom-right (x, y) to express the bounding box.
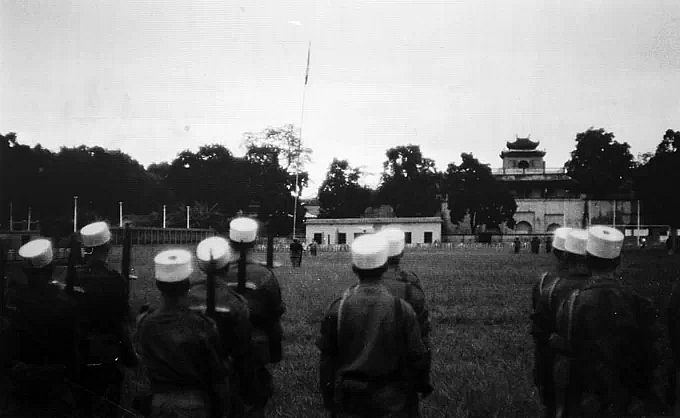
top-left (318, 127), bottom-right (680, 234)
top-left (0, 125), bottom-right (308, 239)
top-left (2, 126), bottom-right (679, 241)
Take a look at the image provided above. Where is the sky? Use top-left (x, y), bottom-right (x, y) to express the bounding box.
top-left (2, 0), bottom-right (679, 199)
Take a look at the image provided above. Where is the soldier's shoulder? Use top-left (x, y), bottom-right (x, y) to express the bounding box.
top-left (398, 269), bottom-right (420, 283)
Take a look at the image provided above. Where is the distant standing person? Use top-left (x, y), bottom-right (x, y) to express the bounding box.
top-left (531, 236), bottom-right (541, 254)
top-left (545, 236), bottom-right (552, 253)
top-left (290, 239), bottom-right (303, 267)
top-left (310, 240), bottom-right (318, 256)
top-left (514, 237), bottom-right (521, 254)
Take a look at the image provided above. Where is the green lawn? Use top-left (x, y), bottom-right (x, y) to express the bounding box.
top-left (4, 246), bottom-right (680, 417)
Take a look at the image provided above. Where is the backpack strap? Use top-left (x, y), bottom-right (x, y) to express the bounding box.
top-left (547, 278), bottom-right (561, 312)
top-left (538, 272), bottom-right (549, 294)
top-left (565, 288), bottom-right (580, 350)
top-left (394, 296), bottom-right (406, 380)
top-left (336, 289), bottom-right (351, 340)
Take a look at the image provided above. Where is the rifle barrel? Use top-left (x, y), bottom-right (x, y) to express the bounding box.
top-left (0, 240), bottom-right (5, 319)
top-left (237, 247), bottom-right (247, 294)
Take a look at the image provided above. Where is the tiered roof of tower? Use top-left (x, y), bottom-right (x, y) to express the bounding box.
top-left (506, 136), bottom-right (540, 150)
top-left (500, 136), bottom-right (546, 158)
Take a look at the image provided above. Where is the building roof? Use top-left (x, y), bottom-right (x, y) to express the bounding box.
top-left (305, 217), bottom-right (442, 225)
top-left (506, 136), bottom-right (540, 150)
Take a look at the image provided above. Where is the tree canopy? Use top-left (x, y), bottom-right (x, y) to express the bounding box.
top-left (375, 145), bottom-right (442, 217)
top-left (634, 129), bottom-right (680, 229)
top-left (443, 153), bottom-right (517, 233)
top-left (318, 159), bottom-right (373, 218)
top-left (563, 127), bottom-right (636, 197)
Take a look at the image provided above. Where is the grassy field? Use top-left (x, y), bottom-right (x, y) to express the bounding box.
top-left (105, 246), bottom-right (680, 418)
top-left (3, 246), bottom-right (679, 417)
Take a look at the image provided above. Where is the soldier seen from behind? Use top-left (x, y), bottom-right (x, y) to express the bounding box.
top-left (2, 239), bottom-right (81, 417)
top-left (74, 221), bottom-right (137, 415)
top-left (549, 226), bottom-right (668, 416)
top-left (290, 238), bottom-right (303, 267)
top-left (191, 236), bottom-right (270, 417)
top-left (531, 236), bottom-right (541, 254)
top-left (514, 237), bottom-right (521, 253)
top-left (666, 257), bottom-right (680, 415)
top-left (530, 227), bottom-right (592, 417)
top-left (134, 249), bottom-right (231, 417)
top-left (317, 233), bottom-right (430, 417)
top-left (374, 227), bottom-right (433, 398)
top-left (224, 217), bottom-right (286, 418)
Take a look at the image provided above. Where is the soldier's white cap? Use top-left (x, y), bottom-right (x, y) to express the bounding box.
top-left (154, 249), bottom-right (194, 282)
top-left (587, 226), bottom-right (624, 259)
top-left (564, 229), bottom-right (588, 256)
top-left (80, 221), bottom-right (111, 248)
top-left (552, 227), bottom-right (572, 252)
top-left (351, 234), bottom-right (389, 270)
top-left (379, 227), bottom-right (405, 257)
top-left (19, 239), bottom-right (53, 268)
top-left (196, 236), bottom-right (237, 271)
top-left (229, 217), bottom-right (258, 243)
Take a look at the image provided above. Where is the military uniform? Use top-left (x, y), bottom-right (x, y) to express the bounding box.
top-left (318, 233), bottom-right (429, 418)
top-left (530, 228), bottom-right (589, 418)
top-left (190, 277), bottom-right (269, 414)
top-left (530, 263), bottom-right (590, 418)
top-left (318, 284), bottom-right (429, 418)
top-left (543, 226), bottom-right (668, 417)
top-left (223, 261), bottom-right (285, 366)
top-left (2, 239), bottom-right (82, 417)
top-left (71, 257), bottom-right (136, 415)
top-left (222, 261), bottom-right (285, 417)
top-left (135, 248), bottom-right (232, 418)
top-left (380, 267), bottom-right (431, 350)
top-left (135, 306), bottom-right (231, 417)
top-left (551, 274), bottom-right (668, 416)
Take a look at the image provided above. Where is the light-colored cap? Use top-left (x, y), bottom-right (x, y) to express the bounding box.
top-left (229, 217), bottom-right (258, 243)
top-left (80, 221), bottom-right (111, 248)
top-left (587, 226), bottom-right (624, 259)
top-left (564, 229), bottom-right (588, 256)
top-left (551, 227), bottom-right (572, 252)
top-left (19, 239), bottom-right (53, 268)
top-left (196, 236), bottom-right (237, 271)
top-left (351, 234), bottom-right (389, 270)
top-left (154, 249), bottom-right (194, 282)
top-left (379, 227), bottom-right (405, 257)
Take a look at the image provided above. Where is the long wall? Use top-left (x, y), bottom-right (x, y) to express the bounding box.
top-left (305, 221), bottom-right (442, 245)
top-left (503, 198), bottom-right (636, 234)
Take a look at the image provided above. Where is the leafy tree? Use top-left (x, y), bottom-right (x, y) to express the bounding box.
top-left (318, 158), bottom-right (373, 218)
top-left (635, 129), bottom-right (680, 251)
top-left (564, 127), bottom-right (636, 197)
top-left (375, 145), bottom-right (441, 217)
top-left (443, 153), bottom-right (517, 234)
top-left (242, 124), bottom-right (312, 174)
top-left (656, 129), bottom-right (680, 154)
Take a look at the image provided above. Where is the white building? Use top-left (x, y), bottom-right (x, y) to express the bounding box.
top-left (304, 217), bottom-right (442, 245)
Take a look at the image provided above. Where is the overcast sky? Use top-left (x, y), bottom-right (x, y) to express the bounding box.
top-left (2, 0), bottom-right (679, 198)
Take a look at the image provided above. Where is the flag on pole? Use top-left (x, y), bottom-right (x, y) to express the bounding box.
top-left (304, 42), bottom-right (311, 85)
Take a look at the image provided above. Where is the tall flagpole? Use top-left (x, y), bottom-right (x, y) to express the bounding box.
top-left (292, 41), bottom-right (311, 240)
